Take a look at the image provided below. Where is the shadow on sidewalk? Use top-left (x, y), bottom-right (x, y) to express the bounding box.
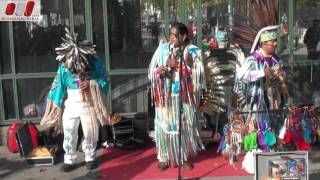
top-left (0, 148), bottom-right (64, 179)
top-left (310, 172), bottom-right (320, 180)
top-left (0, 157), bottom-right (31, 179)
top-left (70, 150), bottom-right (107, 180)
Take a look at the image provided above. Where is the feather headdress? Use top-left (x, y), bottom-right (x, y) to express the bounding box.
top-left (232, 0), bottom-right (280, 53)
top-left (55, 28), bottom-right (97, 73)
top-left (201, 1), bottom-right (281, 117)
top-left (230, 0), bottom-right (285, 109)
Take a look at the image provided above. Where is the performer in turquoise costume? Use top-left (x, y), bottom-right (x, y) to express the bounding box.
top-left (48, 58), bottom-right (108, 107)
top-left (41, 28), bottom-right (120, 172)
top-left (148, 22), bottom-right (206, 171)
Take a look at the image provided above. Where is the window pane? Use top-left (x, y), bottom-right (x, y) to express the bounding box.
top-left (169, 0), bottom-right (178, 23)
top-left (92, 0), bottom-right (105, 59)
top-left (202, 1), bottom-right (229, 49)
top-left (74, 0), bottom-right (86, 40)
top-left (17, 78), bottom-right (53, 119)
top-left (2, 80), bottom-right (15, 119)
top-left (293, 0), bottom-right (320, 60)
top-left (141, 1), bottom-right (164, 51)
top-left (286, 63), bottom-right (320, 105)
top-left (279, 0), bottom-right (288, 55)
top-left (108, 0), bottom-right (164, 69)
top-left (186, 1), bottom-right (197, 44)
top-left (289, 1), bottom-right (320, 105)
top-left (13, 0), bottom-right (69, 73)
top-left (111, 75), bottom-right (148, 113)
top-left (0, 22), bottom-right (11, 74)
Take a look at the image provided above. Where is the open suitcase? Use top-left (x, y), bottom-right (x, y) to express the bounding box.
top-left (15, 122), bottom-right (57, 166)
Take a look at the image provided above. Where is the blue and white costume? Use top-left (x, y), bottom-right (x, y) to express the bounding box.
top-left (148, 42), bottom-right (206, 165)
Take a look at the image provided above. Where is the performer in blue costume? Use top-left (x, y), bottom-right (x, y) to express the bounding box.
top-left (41, 28), bottom-right (120, 172)
top-left (148, 22), bottom-right (206, 171)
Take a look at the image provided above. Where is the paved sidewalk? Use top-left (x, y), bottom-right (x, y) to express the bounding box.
top-left (0, 145), bottom-right (320, 180)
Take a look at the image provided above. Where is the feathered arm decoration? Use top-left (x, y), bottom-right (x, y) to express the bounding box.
top-left (40, 66), bottom-right (66, 132)
top-left (183, 45), bottom-right (206, 105)
top-left (148, 42), bottom-right (166, 107)
top-left (92, 58), bottom-right (109, 95)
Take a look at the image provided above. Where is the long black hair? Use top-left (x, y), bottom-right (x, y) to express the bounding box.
top-left (171, 22), bottom-right (190, 44)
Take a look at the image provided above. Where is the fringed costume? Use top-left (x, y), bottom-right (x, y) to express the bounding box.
top-left (231, 0), bottom-right (289, 154)
top-left (218, 0), bottom-right (289, 172)
top-left (235, 41), bottom-right (282, 113)
top-left (41, 28), bottom-right (116, 167)
top-left (148, 41), bottom-right (206, 166)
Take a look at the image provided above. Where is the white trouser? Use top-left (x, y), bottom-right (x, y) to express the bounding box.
top-left (62, 89), bottom-right (98, 164)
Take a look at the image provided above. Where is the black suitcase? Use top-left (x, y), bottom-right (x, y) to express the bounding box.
top-left (15, 122), bottom-right (56, 166)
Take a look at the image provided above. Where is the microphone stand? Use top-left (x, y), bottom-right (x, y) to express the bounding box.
top-left (177, 35), bottom-right (186, 180)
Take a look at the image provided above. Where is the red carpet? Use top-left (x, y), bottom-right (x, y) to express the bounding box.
top-left (99, 144), bottom-right (250, 180)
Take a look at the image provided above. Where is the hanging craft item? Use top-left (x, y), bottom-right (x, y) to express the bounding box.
top-left (257, 115), bottom-right (266, 149)
top-left (263, 131), bottom-right (276, 148)
top-left (229, 113), bottom-right (244, 164)
top-left (302, 108), bottom-right (312, 144)
top-left (220, 123), bottom-right (231, 159)
top-left (243, 117), bottom-right (258, 152)
top-left (259, 112), bottom-right (276, 150)
top-left (291, 107), bottom-right (311, 151)
top-left (309, 106), bottom-right (320, 142)
top-left (243, 132), bottom-right (258, 152)
top-left (219, 112), bottom-right (244, 165)
top-left (278, 116), bottom-right (288, 140)
top-left (281, 106), bottom-right (313, 151)
top-left (283, 108), bottom-right (295, 145)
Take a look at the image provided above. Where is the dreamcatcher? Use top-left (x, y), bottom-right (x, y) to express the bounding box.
top-left (218, 112), bottom-right (244, 164)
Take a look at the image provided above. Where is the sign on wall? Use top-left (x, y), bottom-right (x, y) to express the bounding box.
top-left (0, 0), bottom-right (41, 21)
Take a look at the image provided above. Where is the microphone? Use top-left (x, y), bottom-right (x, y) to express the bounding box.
top-left (168, 45), bottom-right (174, 72)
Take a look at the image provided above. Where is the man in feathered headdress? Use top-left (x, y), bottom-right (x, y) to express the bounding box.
top-left (41, 28), bottom-right (120, 172)
top-left (223, 0), bottom-right (289, 173)
top-left (231, 0), bottom-right (289, 112)
top-left (236, 25), bottom-right (288, 112)
top-left (233, 25), bottom-right (289, 174)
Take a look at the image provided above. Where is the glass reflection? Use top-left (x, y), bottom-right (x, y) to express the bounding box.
top-left (201, 0), bottom-right (229, 49)
top-left (17, 78), bottom-right (53, 119)
top-left (108, 0), bottom-right (164, 69)
top-left (288, 0), bottom-right (320, 105)
top-left (0, 22), bottom-right (11, 74)
top-left (74, 0), bottom-right (86, 40)
top-left (92, 0), bottom-right (105, 59)
top-left (13, 0), bottom-right (69, 73)
top-left (111, 75), bottom-right (148, 113)
top-left (2, 80), bottom-right (15, 119)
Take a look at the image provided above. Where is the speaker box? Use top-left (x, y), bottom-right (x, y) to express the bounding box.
top-left (133, 112), bottom-right (149, 140)
top-left (147, 88), bottom-right (155, 130)
top-left (111, 113), bottom-right (149, 149)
